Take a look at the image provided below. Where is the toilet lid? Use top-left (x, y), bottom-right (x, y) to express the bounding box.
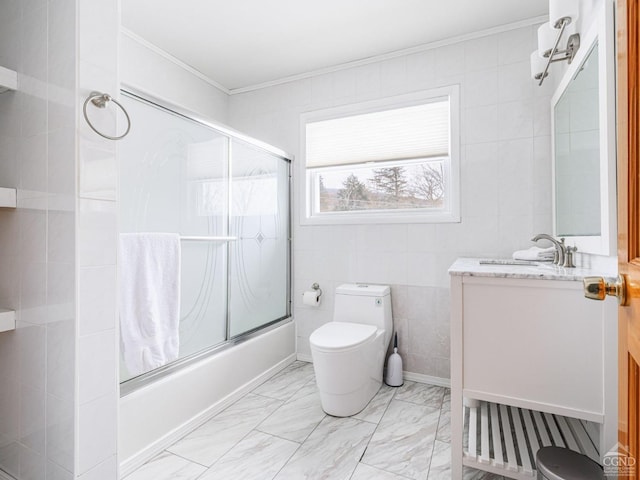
top-left (310, 322), bottom-right (377, 352)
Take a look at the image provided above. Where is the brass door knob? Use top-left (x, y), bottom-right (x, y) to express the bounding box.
top-left (583, 275), bottom-right (628, 305)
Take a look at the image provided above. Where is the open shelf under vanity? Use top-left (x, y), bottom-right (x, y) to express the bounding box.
top-left (463, 400), bottom-right (600, 480)
top-left (450, 261), bottom-right (617, 479)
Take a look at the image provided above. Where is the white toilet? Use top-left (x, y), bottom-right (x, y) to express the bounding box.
top-left (309, 284), bottom-right (393, 417)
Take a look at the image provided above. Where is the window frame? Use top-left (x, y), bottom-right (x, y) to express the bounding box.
top-left (299, 86), bottom-right (461, 225)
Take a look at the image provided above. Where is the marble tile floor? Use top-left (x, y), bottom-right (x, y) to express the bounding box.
top-left (126, 361), bottom-right (505, 480)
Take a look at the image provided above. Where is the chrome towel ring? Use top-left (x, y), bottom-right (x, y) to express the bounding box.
top-left (82, 91), bottom-right (131, 141)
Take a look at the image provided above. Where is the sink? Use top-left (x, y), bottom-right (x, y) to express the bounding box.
top-left (478, 259), bottom-right (542, 266)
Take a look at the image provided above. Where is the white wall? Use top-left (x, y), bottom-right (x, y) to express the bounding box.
top-left (228, 23), bottom-right (555, 380)
top-left (75, 0), bottom-right (121, 478)
top-left (120, 33), bottom-right (229, 125)
top-left (0, 0), bottom-right (77, 478)
top-left (0, 0), bottom-right (123, 478)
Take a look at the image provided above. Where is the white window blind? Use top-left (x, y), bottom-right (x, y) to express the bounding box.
top-left (305, 99), bottom-right (450, 168)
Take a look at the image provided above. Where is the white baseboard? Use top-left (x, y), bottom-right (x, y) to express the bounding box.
top-left (403, 371), bottom-right (451, 388)
top-left (295, 354), bottom-right (450, 388)
top-left (296, 353), bottom-right (312, 362)
top-left (120, 353), bottom-right (296, 477)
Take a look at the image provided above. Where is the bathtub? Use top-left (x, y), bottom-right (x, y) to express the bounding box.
top-left (119, 321), bottom-right (295, 476)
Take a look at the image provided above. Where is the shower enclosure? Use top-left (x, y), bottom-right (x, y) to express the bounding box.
top-left (118, 89), bottom-right (291, 391)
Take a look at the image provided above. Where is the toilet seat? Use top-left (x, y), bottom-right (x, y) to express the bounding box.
top-left (309, 322), bottom-right (377, 353)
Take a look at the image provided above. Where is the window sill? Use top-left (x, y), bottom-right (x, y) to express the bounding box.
top-left (299, 211), bottom-right (460, 226)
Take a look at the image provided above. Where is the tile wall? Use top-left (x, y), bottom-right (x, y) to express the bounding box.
top-left (228, 24), bottom-right (556, 380)
top-left (0, 0), bottom-right (120, 478)
top-left (0, 0), bottom-right (77, 478)
top-left (75, 0), bottom-right (120, 477)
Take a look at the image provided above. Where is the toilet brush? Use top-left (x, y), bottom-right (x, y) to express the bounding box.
top-left (385, 332), bottom-right (403, 387)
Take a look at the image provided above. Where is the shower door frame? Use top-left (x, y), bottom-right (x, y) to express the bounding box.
top-left (118, 87), bottom-right (293, 396)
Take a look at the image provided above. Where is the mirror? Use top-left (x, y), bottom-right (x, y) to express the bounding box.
top-left (551, 3), bottom-right (616, 256)
top-left (554, 44), bottom-right (601, 238)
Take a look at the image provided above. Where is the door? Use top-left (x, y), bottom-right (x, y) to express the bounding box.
top-left (617, 0), bottom-right (640, 475)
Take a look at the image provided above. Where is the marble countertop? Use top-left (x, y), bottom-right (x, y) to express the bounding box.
top-left (448, 257), bottom-right (617, 282)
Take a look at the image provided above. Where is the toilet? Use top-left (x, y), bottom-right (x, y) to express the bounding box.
top-left (309, 284), bottom-right (393, 417)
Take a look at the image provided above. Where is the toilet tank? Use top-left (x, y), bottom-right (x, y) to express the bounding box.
top-left (334, 284), bottom-right (393, 345)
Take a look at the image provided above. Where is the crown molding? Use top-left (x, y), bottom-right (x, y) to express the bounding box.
top-left (120, 28), bottom-right (231, 95)
top-left (229, 15), bottom-right (548, 94)
top-left (122, 15), bottom-right (548, 96)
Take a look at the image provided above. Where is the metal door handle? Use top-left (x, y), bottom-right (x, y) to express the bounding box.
top-left (583, 275), bottom-right (628, 305)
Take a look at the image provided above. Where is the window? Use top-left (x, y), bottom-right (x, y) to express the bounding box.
top-left (300, 87), bottom-right (460, 224)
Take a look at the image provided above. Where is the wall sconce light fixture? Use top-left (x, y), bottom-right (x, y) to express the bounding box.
top-left (530, 0), bottom-right (581, 86)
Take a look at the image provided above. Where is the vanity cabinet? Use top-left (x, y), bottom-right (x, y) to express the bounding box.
top-left (449, 258), bottom-right (617, 480)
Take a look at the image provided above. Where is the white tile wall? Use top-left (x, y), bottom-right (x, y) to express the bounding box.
top-left (47, 460), bottom-right (74, 480)
top-left (78, 266), bottom-right (117, 337)
top-left (48, 0), bottom-right (77, 469)
top-left (228, 24), bottom-right (554, 379)
top-left (0, 0), bottom-right (122, 478)
top-left (77, 393), bottom-right (117, 474)
top-left (76, 456), bottom-right (117, 480)
top-left (76, 0), bottom-right (119, 477)
top-left (46, 320), bottom-right (75, 403)
top-left (46, 393), bottom-right (74, 473)
top-left (0, 1), bottom-right (78, 479)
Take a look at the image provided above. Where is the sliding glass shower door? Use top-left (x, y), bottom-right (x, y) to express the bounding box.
top-left (229, 139), bottom-right (290, 337)
top-left (118, 91), bottom-right (291, 385)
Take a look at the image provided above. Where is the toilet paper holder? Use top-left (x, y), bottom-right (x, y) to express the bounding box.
top-left (310, 283), bottom-right (322, 298)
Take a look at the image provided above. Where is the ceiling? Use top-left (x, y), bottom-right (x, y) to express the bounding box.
top-left (121, 0), bottom-right (548, 92)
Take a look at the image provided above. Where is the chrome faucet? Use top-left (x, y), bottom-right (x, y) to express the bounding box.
top-left (531, 233), bottom-right (566, 266)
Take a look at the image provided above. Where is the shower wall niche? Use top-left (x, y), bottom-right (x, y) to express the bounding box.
top-left (118, 90), bottom-right (291, 387)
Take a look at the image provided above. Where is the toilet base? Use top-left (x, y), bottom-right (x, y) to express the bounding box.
top-left (311, 330), bottom-right (387, 417)
top-left (319, 378), bottom-right (382, 417)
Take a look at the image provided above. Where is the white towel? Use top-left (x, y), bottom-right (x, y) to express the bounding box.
top-left (512, 246), bottom-right (556, 261)
top-left (119, 233), bottom-right (181, 376)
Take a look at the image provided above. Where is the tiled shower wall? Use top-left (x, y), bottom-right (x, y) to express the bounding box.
top-left (228, 23), bottom-right (556, 380)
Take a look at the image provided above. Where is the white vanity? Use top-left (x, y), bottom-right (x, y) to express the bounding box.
top-left (449, 258), bottom-right (617, 480)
